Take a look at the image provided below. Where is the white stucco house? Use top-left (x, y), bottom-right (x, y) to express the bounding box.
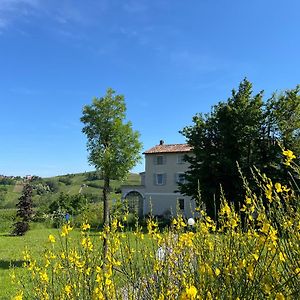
top-left (121, 141), bottom-right (196, 218)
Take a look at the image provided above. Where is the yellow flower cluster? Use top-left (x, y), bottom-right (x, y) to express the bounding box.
top-left (282, 149), bottom-right (296, 166)
top-left (60, 222), bottom-right (73, 237)
top-left (12, 152), bottom-right (300, 299)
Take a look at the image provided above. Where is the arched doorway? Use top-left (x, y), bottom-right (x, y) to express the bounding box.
top-left (124, 191), bottom-right (144, 218)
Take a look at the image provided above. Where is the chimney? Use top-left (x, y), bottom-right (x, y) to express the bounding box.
top-left (159, 140), bottom-right (164, 145)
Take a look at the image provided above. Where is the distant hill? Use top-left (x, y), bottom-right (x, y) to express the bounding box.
top-left (0, 171), bottom-right (140, 209)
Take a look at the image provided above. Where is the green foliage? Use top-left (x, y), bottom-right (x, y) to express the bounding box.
top-left (49, 192), bottom-right (87, 216)
top-left (85, 171), bottom-right (103, 181)
top-left (180, 79), bottom-right (300, 218)
top-left (74, 202), bottom-right (104, 229)
top-left (12, 184), bottom-right (34, 236)
top-left (81, 88), bottom-right (142, 227)
top-left (0, 172), bottom-right (139, 213)
top-left (0, 186), bottom-right (8, 204)
top-left (82, 192), bottom-right (102, 203)
top-left (265, 85), bottom-right (300, 155)
top-left (32, 182), bottom-right (50, 195)
top-left (48, 192), bottom-right (87, 228)
top-left (44, 179), bottom-right (59, 193)
top-left (0, 177), bottom-right (15, 185)
top-left (81, 88), bottom-right (142, 181)
top-left (58, 176), bottom-right (72, 185)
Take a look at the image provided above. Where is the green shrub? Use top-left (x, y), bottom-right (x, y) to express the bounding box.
top-left (74, 202), bottom-right (104, 229)
top-left (0, 177), bottom-right (15, 185)
top-left (44, 180), bottom-right (59, 193)
top-left (47, 192), bottom-right (88, 227)
top-left (58, 176), bottom-right (72, 185)
top-left (85, 171), bottom-right (103, 181)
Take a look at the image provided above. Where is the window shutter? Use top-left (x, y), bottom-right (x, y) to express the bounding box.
top-left (163, 155), bottom-right (167, 164)
top-left (153, 156), bottom-right (157, 165)
top-left (163, 173), bottom-right (167, 185)
top-left (153, 174), bottom-right (157, 185)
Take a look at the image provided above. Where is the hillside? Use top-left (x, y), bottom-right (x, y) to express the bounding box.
top-left (0, 171), bottom-right (141, 209)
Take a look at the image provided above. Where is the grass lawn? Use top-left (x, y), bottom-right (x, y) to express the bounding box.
top-left (0, 225), bottom-right (72, 299)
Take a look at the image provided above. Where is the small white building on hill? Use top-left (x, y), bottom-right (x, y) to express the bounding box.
top-left (121, 141), bottom-right (195, 218)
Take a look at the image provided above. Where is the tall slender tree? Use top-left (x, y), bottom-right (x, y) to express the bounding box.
top-left (81, 88), bottom-right (142, 255)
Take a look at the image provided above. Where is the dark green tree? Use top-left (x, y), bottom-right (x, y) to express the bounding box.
top-left (13, 183), bottom-right (34, 236)
top-left (180, 79), bottom-right (300, 218)
top-left (81, 88), bottom-right (142, 254)
top-left (266, 85), bottom-right (300, 157)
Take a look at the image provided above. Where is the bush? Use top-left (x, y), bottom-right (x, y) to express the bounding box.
top-left (85, 171), bottom-right (103, 181)
top-left (48, 192), bottom-right (88, 227)
top-left (58, 176), bottom-right (72, 185)
top-left (32, 183), bottom-right (50, 195)
top-left (44, 180), bottom-right (59, 193)
top-left (0, 177), bottom-right (15, 185)
top-left (74, 203), bottom-right (104, 229)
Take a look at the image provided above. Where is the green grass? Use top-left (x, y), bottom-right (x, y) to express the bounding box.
top-left (0, 226), bottom-right (59, 299)
top-left (0, 224), bottom-right (91, 299)
top-left (0, 209), bottom-right (16, 233)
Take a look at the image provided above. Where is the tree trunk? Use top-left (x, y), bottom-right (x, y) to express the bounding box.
top-left (102, 175), bottom-right (110, 261)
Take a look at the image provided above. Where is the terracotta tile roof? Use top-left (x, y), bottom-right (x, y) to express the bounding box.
top-left (143, 143), bottom-right (192, 154)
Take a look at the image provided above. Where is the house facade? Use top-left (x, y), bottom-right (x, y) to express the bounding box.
top-left (121, 141), bottom-right (195, 218)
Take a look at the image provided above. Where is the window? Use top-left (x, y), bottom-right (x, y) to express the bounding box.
top-left (176, 173), bottom-right (186, 184)
top-left (178, 198), bottom-right (184, 210)
top-left (155, 173), bottom-right (166, 185)
top-left (156, 155), bottom-right (164, 165)
top-left (177, 154), bottom-right (186, 164)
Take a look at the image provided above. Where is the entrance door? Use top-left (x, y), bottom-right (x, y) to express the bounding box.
top-left (124, 191), bottom-right (144, 218)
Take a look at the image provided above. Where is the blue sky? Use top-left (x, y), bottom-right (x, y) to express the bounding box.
top-left (0, 0), bottom-right (299, 177)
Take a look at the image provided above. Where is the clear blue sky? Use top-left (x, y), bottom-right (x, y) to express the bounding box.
top-left (0, 0), bottom-right (299, 177)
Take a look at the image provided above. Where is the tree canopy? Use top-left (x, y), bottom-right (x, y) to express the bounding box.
top-left (180, 79), bottom-right (300, 218)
